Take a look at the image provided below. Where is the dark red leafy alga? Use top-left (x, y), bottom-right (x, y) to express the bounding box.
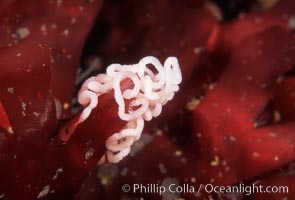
top-left (0, 0), bottom-right (136, 199)
top-left (0, 43), bottom-right (56, 138)
top-left (0, 42), bottom-right (131, 199)
top-left (0, 0), bottom-right (103, 119)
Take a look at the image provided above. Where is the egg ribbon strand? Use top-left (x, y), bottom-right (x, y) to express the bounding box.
top-left (59, 56), bottom-right (182, 164)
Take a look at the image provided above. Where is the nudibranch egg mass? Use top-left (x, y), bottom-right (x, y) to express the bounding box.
top-left (60, 56), bottom-right (182, 163)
